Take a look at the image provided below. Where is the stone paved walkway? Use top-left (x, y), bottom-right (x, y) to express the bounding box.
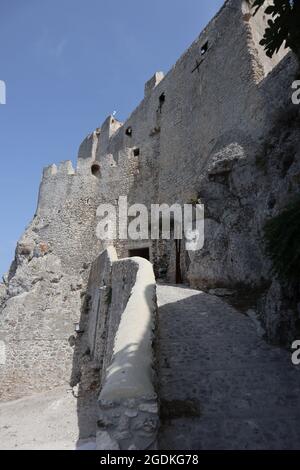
top-left (157, 285), bottom-right (300, 450)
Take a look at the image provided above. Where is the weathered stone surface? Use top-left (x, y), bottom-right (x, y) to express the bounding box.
top-left (0, 283), bottom-right (6, 304)
top-left (0, 387), bottom-right (79, 450)
top-left (96, 431), bottom-right (120, 451)
top-left (70, 250), bottom-right (159, 450)
top-left (138, 403), bottom-right (158, 414)
top-left (0, 0), bottom-right (299, 452)
top-left (94, 257), bottom-right (158, 450)
top-left (0, 160), bottom-right (104, 401)
top-left (157, 285), bottom-right (300, 450)
top-left (208, 288), bottom-right (235, 297)
top-left (124, 410), bottom-right (138, 419)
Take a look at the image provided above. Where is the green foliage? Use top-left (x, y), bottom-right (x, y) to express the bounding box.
top-left (252, 0), bottom-right (300, 61)
top-left (264, 198), bottom-right (300, 282)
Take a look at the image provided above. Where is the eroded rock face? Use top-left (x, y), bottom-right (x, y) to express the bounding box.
top-left (187, 100), bottom-right (300, 344)
top-left (259, 281), bottom-right (300, 346)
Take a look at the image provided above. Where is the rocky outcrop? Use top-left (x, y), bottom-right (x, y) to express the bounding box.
top-left (188, 96), bottom-right (300, 345)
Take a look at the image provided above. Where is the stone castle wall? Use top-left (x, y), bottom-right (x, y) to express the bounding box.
top-left (0, 159), bottom-right (105, 400)
top-left (0, 0), bottom-right (299, 402)
top-left (71, 248), bottom-right (158, 450)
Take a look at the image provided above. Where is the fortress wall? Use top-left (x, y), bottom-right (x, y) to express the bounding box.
top-left (97, 256), bottom-right (158, 451)
top-left (183, 44), bottom-right (300, 326)
top-left (94, 0), bottom-right (281, 209)
top-left (0, 158), bottom-right (106, 400)
top-left (0, 253), bottom-right (83, 400)
top-left (88, 102), bottom-right (161, 261)
top-left (72, 249), bottom-right (158, 449)
top-left (34, 158), bottom-right (109, 275)
top-left (100, 259), bottom-right (140, 378)
top-left (37, 161), bottom-right (76, 216)
top-left (259, 52), bottom-right (298, 115)
top-left (93, 0), bottom-right (290, 210)
top-left (86, 247), bottom-right (118, 365)
top-left (85, 0), bottom-right (288, 283)
top-left (77, 130), bottom-right (100, 171)
top-left (95, 98), bottom-right (160, 211)
top-left (87, 0), bottom-right (298, 293)
top-left (1, 0), bottom-right (298, 401)
top-left (156, 0), bottom-right (270, 206)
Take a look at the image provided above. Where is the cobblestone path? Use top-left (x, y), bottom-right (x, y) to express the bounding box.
top-left (157, 284), bottom-right (300, 450)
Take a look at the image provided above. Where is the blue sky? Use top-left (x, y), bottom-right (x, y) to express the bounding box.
top-left (0, 0), bottom-right (223, 277)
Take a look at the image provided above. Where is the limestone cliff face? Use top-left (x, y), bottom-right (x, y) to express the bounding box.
top-left (0, 0), bottom-right (299, 402)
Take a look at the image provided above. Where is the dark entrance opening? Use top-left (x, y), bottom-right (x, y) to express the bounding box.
top-left (129, 247), bottom-right (150, 261)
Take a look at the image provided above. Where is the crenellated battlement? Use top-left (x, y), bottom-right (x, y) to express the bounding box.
top-left (37, 0), bottom-right (289, 200)
top-left (37, 0), bottom-right (293, 222)
top-left (42, 163), bottom-right (57, 178)
top-left (42, 160), bottom-right (75, 179)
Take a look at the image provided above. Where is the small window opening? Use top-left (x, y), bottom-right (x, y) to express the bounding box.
top-left (126, 126), bottom-right (133, 137)
top-left (133, 148), bottom-right (140, 157)
top-left (159, 93), bottom-right (165, 112)
top-left (201, 41), bottom-right (208, 56)
top-left (159, 93), bottom-right (165, 105)
top-left (91, 163), bottom-right (101, 177)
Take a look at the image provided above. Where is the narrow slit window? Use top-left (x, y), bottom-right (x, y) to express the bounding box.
top-left (126, 126), bottom-right (132, 137)
top-left (159, 93), bottom-right (165, 105)
top-left (201, 41), bottom-right (208, 56)
top-left (159, 92), bottom-right (165, 112)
